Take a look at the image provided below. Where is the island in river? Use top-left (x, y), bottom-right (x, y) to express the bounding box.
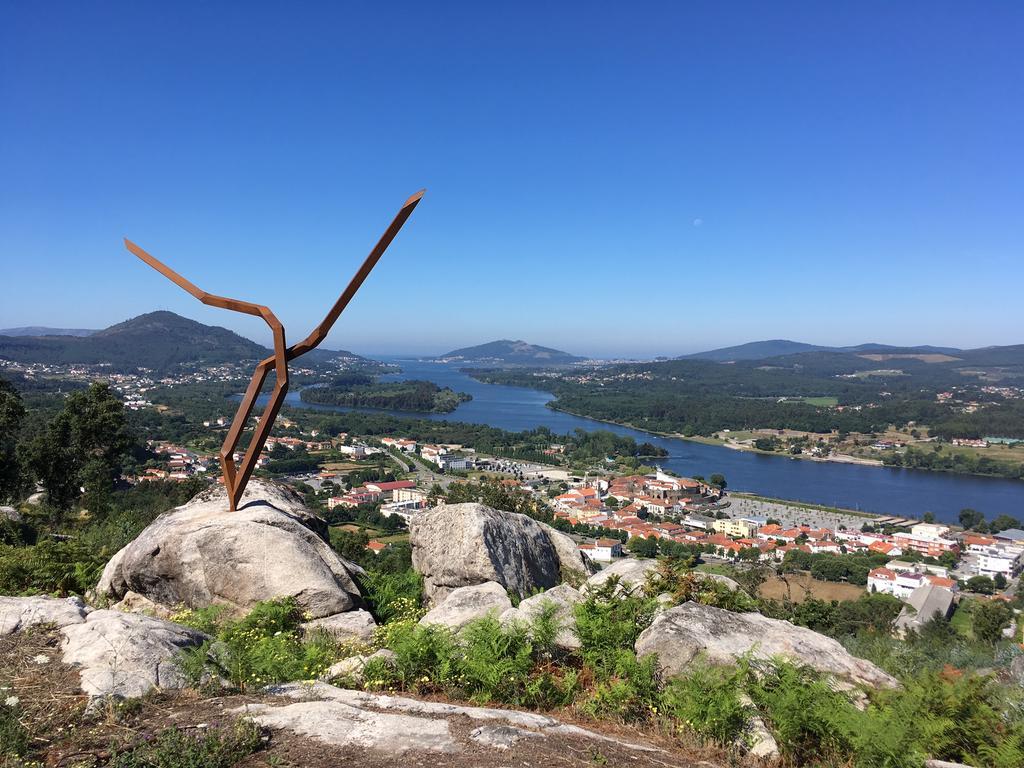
top-left (299, 372), bottom-right (472, 414)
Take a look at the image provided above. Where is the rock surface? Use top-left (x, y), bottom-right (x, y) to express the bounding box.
top-left (237, 681), bottom-right (661, 756)
top-left (584, 558), bottom-right (658, 592)
top-left (60, 609), bottom-right (208, 698)
top-left (324, 649), bottom-right (397, 681)
top-left (0, 595), bottom-right (88, 635)
top-left (410, 503), bottom-right (590, 604)
top-left (95, 479), bottom-right (363, 618)
top-left (635, 602), bottom-right (897, 689)
top-left (111, 590), bottom-right (175, 619)
top-left (500, 583), bottom-right (583, 649)
top-left (0, 505), bottom-right (20, 523)
top-left (419, 581), bottom-right (512, 631)
top-left (302, 609), bottom-right (377, 644)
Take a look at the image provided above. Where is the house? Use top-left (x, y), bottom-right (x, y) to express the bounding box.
top-left (867, 567), bottom-right (898, 595)
top-left (381, 437), bottom-right (417, 453)
top-left (366, 540), bottom-right (390, 555)
top-left (365, 480), bottom-right (417, 499)
top-left (894, 584), bottom-right (956, 636)
top-left (579, 538), bottom-right (623, 562)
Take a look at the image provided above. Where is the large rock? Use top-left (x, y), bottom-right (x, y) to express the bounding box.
top-left (584, 558), bottom-right (659, 592)
top-left (303, 609), bottom-right (377, 644)
top-left (634, 602), bottom-right (897, 689)
top-left (410, 503), bottom-right (590, 604)
top-left (419, 581), bottom-right (512, 631)
top-left (0, 505), bottom-right (20, 523)
top-left (0, 595), bottom-right (88, 635)
top-left (500, 584), bottom-right (584, 649)
top-left (60, 609), bottom-right (208, 698)
top-left (95, 479), bottom-right (363, 619)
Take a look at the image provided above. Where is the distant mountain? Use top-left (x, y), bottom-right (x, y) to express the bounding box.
top-left (686, 339), bottom-right (965, 362)
top-left (684, 340), bottom-right (831, 361)
top-left (0, 311), bottom-right (376, 372)
top-left (0, 326), bottom-right (96, 337)
top-left (438, 339), bottom-right (584, 366)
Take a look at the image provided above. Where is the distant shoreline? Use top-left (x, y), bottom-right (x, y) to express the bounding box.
top-left (545, 403), bottom-right (884, 468)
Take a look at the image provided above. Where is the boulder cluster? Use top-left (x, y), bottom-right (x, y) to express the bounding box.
top-left (2, 479), bottom-right (896, 713)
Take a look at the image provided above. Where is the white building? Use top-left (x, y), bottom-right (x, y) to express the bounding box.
top-left (975, 546), bottom-right (1023, 579)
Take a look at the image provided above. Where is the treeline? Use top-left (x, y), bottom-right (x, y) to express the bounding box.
top-left (300, 379), bottom-right (472, 413)
top-left (882, 446), bottom-right (1024, 480)
top-left (278, 406), bottom-right (668, 466)
top-left (928, 400), bottom-right (1024, 440)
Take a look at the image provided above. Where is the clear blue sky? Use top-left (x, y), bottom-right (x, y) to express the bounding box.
top-left (1, 2), bottom-right (1021, 358)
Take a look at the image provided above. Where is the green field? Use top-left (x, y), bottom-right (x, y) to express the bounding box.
top-left (797, 396), bottom-right (840, 407)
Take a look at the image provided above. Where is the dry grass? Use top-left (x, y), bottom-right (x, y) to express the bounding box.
top-left (758, 572), bottom-right (865, 603)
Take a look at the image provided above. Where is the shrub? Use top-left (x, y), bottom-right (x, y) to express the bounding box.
top-left (108, 719), bottom-right (264, 768)
top-left (458, 616), bottom-right (534, 704)
top-left (573, 579), bottom-right (657, 674)
top-left (581, 651), bottom-right (660, 722)
top-left (661, 661), bottom-right (749, 745)
top-left (177, 598), bottom-right (339, 690)
top-left (358, 569), bottom-right (424, 624)
top-left (371, 619), bottom-right (459, 692)
top-left (746, 659), bottom-right (853, 763)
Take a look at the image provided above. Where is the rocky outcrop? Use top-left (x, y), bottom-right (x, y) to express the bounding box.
top-left (236, 682), bottom-right (662, 756)
top-left (410, 503), bottom-right (590, 604)
top-left (303, 609), bottom-right (377, 644)
top-left (500, 583), bottom-right (583, 649)
top-left (95, 479), bottom-right (363, 619)
top-left (419, 581), bottom-right (512, 631)
top-left (0, 595), bottom-right (88, 635)
top-left (60, 609), bottom-right (208, 698)
top-left (634, 602), bottom-right (897, 689)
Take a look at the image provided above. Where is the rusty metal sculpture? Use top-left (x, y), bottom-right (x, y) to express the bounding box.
top-left (125, 190), bottom-right (424, 510)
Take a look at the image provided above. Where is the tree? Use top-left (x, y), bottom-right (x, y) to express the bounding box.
top-left (965, 575), bottom-right (995, 595)
top-left (709, 473), bottom-right (727, 490)
top-left (972, 600), bottom-right (1013, 644)
top-left (990, 514), bottom-right (1022, 534)
top-left (0, 379), bottom-right (27, 502)
top-left (993, 572), bottom-right (1008, 590)
top-left (958, 508), bottom-right (986, 531)
top-left (628, 535), bottom-right (659, 558)
top-left (29, 383), bottom-right (133, 511)
top-left (922, 511), bottom-right (935, 524)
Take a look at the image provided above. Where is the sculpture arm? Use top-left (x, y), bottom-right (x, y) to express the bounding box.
top-left (285, 189), bottom-right (425, 359)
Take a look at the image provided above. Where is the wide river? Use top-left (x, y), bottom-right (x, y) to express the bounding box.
top-left (269, 359), bottom-right (1024, 523)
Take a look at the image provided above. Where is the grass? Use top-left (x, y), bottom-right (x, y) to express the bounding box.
top-left (950, 599), bottom-right (978, 639)
top-left (797, 396), bottom-right (840, 407)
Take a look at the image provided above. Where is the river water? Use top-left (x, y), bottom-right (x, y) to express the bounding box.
top-left (268, 359), bottom-right (1024, 523)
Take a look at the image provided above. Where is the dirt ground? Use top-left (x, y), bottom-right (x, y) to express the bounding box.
top-left (758, 572), bottom-right (865, 603)
top-left (1, 628), bottom-right (727, 768)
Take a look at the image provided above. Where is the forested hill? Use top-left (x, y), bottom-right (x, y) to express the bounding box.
top-left (0, 311), bottom-right (375, 372)
top-left (470, 344), bottom-right (1024, 442)
top-left (685, 339), bottom-right (964, 362)
top-left (437, 339), bottom-right (584, 366)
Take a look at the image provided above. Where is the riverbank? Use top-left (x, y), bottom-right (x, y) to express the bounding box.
top-left (547, 403), bottom-right (884, 467)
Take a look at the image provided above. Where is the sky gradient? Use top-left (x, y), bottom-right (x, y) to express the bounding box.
top-left (1, 2), bottom-right (1022, 358)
